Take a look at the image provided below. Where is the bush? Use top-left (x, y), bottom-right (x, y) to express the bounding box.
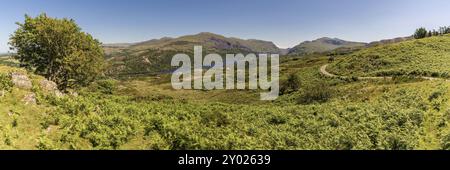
top-left (95, 79), bottom-right (118, 94)
top-left (280, 73), bottom-right (301, 95)
top-left (297, 82), bottom-right (333, 104)
top-left (0, 73), bottom-right (13, 92)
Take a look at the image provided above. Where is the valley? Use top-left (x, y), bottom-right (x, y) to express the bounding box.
top-left (1, 33), bottom-right (450, 149)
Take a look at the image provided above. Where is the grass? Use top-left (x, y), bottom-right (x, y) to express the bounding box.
top-left (329, 35), bottom-right (450, 78)
top-left (0, 56), bottom-right (20, 68)
top-left (1, 36), bottom-right (450, 149)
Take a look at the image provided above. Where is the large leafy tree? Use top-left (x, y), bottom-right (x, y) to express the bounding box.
top-left (9, 13), bottom-right (105, 90)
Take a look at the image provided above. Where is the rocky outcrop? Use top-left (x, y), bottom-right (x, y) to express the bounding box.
top-left (10, 72), bottom-right (64, 99)
top-left (39, 79), bottom-right (63, 97)
top-left (11, 72), bottom-right (32, 90)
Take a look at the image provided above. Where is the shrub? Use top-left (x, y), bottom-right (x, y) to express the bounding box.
top-left (95, 79), bottom-right (118, 94)
top-left (0, 73), bottom-right (13, 92)
top-left (297, 82), bottom-right (333, 104)
top-left (280, 73), bottom-right (301, 95)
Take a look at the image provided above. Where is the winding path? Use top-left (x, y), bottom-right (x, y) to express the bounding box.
top-left (320, 64), bottom-right (450, 82)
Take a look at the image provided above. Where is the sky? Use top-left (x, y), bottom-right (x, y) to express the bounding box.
top-left (1, 0), bottom-right (450, 53)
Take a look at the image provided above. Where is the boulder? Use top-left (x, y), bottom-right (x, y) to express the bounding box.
top-left (11, 72), bottom-right (32, 90)
top-left (40, 79), bottom-right (58, 91)
top-left (39, 79), bottom-right (63, 97)
top-left (22, 93), bottom-right (36, 105)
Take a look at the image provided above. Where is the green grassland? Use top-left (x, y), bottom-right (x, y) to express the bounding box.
top-left (329, 35), bottom-right (450, 78)
top-left (1, 36), bottom-right (450, 150)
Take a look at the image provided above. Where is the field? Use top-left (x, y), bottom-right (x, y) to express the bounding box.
top-left (1, 33), bottom-right (450, 150)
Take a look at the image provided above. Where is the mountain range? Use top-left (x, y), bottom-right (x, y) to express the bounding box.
top-left (103, 32), bottom-right (368, 56)
top-left (104, 32), bottom-right (281, 56)
top-left (103, 32), bottom-right (414, 76)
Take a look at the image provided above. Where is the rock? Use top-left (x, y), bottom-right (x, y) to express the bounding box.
top-left (0, 90), bottom-right (4, 97)
top-left (69, 91), bottom-right (78, 97)
top-left (142, 56), bottom-right (151, 64)
top-left (54, 91), bottom-right (64, 98)
top-left (46, 126), bottom-right (52, 133)
top-left (7, 110), bottom-right (13, 117)
top-left (39, 79), bottom-right (63, 97)
top-left (40, 79), bottom-right (58, 91)
top-left (22, 93), bottom-right (36, 105)
top-left (11, 72), bottom-right (32, 90)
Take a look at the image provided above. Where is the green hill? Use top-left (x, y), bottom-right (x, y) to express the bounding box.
top-left (288, 37), bottom-right (367, 55)
top-left (3, 53), bottom-right (450, 149)
top-left (105, 32), bottom-right (281, 76)
top-left (3, 31), bottom-right (450, 150)
top-left (126, 32), bottom-right (280, 54)
top-left (329, 35), bottom-right (450, 78)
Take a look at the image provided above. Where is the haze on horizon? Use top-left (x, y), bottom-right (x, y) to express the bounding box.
top-left (1, 0), bottom-right (450, 53)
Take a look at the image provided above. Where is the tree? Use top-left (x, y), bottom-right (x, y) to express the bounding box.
top-left (9, 13), bottom-right (105, 90)
top-left (441, 26), bottom-right (450, 34)
top-left (433, 29), bottom-right (439, 36)
top-left (413, 27), bottom-right (427, 39)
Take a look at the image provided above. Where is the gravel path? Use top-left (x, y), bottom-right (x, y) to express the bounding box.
top-left (320, 64), bottom-right (449, 82)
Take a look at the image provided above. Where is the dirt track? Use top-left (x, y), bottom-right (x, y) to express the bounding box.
top-left (320, 64), bottom-right (450, 82)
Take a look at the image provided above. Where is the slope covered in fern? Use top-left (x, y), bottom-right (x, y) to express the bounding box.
top-left (329, 35), bottom-right (450, 78)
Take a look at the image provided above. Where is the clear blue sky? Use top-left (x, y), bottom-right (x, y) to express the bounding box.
top-left (1, 0), bottom-right (450, 52)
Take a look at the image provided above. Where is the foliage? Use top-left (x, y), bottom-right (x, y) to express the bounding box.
top-left (414, 27), bottom-right (428, 39)
top-left (90, 79), bottom-right (118, 94)
top-left (297, 81), bottom-right (333, 104)
top-left (0, 73), bottom-right (13, 92)
top-left (329, 35), bottom-right (450, 78)
top-left (280, 73), bottom-right (301, 95)
top-left (2, 21), bottom-right (450, 150)
top-left (35, 81), bottom-right (445, 150)
top-left (415, 26), bottom-right (450, 39)
top-left (9, 13), bottom-right (105, 90)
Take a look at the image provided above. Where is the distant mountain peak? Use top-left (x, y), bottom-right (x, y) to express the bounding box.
top-left (196, 32), bottom-right (219, 36)
top-left (316, 37), bottom-right (336, 40)
top-left (288, 37), bottom-right (366, 55)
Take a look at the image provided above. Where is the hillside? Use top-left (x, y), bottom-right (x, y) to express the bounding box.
top-left (2, 51), bottom-right (450, 149)
top-left (288, 37), bottom-right (367, 55)
top-left (328, 35), bottom-right (450, 78)
top-left (367, 36), bottom-right (413, 47)
top-left (105, 32), bottom-right (281, 76)
top-left (125, 32), bottom-right (280, 54)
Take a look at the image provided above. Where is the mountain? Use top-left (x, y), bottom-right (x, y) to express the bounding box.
top-left (131, 32), bottom-right (280, 53)
top-left (102, 43), bottom-right (135, 56)
top-left (288, 37), bottom-right (367, 55)
top-left (105, 32), bottom-right (282, 76)
top-left (106, 32), bottom-right (281, 56)
top-left (367, 36), bottom-right (413, 47)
